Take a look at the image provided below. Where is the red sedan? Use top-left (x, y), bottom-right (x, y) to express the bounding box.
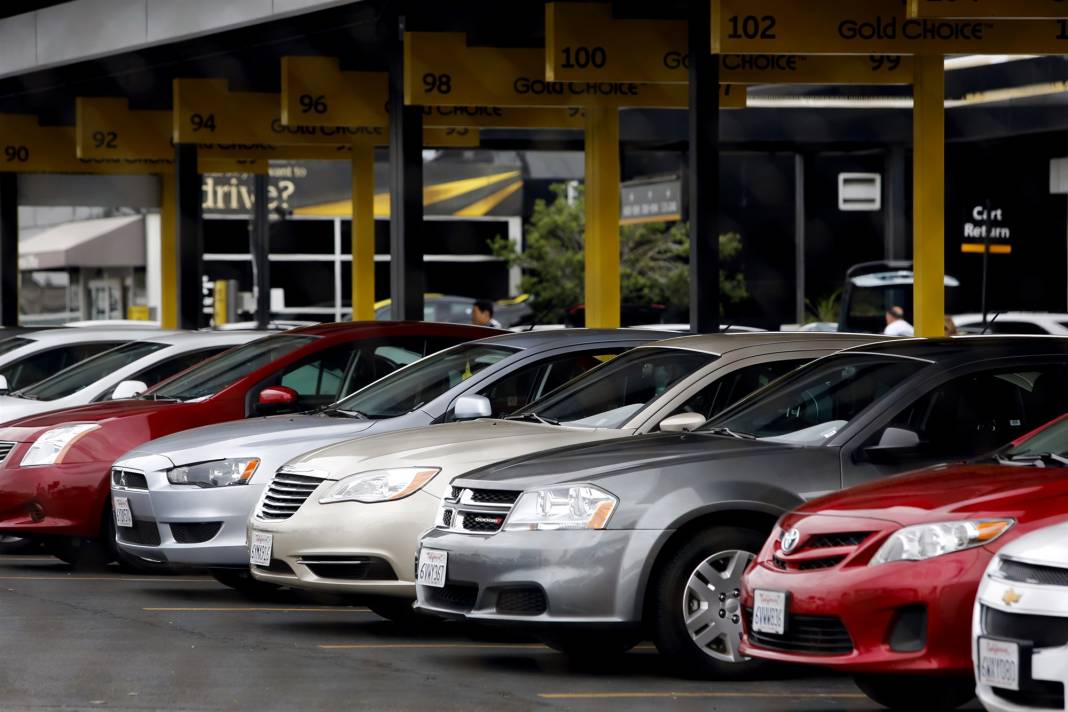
top-left (740, 415), bottom-right (1068, 711)
top-left (0, 321), bottom-right (497, 566)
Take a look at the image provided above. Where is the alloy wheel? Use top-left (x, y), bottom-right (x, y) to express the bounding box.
top-left (681, 548), bottom-right (755, 663)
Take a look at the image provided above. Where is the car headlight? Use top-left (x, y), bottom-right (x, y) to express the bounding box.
top-left (869, 519), bottom-right (1014, 566)
top-left (20, 424), bottom-right (100, 467)
top-left (167, 458), bottom-right (260, 488)
top-left (318, 467), bottom-right (440, 504)
top-left (502, 485), bottom-right (617, 532)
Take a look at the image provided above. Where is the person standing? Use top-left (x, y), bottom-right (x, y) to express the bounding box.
top-left (883, 306), bottom-right (914, 336)
top-left (471, 299), bottom-right (502, 328)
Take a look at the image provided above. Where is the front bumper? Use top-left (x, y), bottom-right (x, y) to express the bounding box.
top-left (112, 457), bottom-right (265, 568)
top-left (413, 527), bottom-right (663, 626)
top-left (0, 455), bottom-right (109, 539)
top-left (740, 547), bottom-right (992, 674)
top-left (248, 489), bottom-right (442, 598)
top-left (974, 575), bottom-right (1068, 712)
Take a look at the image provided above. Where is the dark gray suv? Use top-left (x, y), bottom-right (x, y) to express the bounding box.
top-left (415, 337), bottom-right (1068, 677)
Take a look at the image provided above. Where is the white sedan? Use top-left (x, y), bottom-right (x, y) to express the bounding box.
top-left (0, 331), bottom-right (263, 422)
top-left (955, 312), bottom-right (1068, 336)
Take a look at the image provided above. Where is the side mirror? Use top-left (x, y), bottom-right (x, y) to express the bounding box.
top-left (257, 385), bottom-right (299, 413)
top-left (659, 412), bottom-right (707, 433)
top-left (0, 374), bottom-right (8, 394)
top-left (862, 426), bottom-right (923, 463)
top-left (452, 394), bottom-right (492, 421)
top-left (110, 380), bottom-right (148, 400)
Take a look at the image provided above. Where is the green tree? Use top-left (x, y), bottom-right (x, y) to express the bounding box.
top-left (491, 183), bottom-right (747, 323)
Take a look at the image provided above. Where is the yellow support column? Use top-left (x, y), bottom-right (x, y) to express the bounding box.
top-left (584, 106), bottom-right (621, 329)
top-left (912, 55), bottom-right (945, 337)
top-left (159, 172), bottom-right (178, 329)
top-left (351, 144), bottom-right (376, 321)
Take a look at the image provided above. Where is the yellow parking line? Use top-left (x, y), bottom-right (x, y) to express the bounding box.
top-left (0, 576), bottom-right (214, 582)
top-left (320, 643), bottom-right (547, 650)
top-left (538, 692), bottom-right (867, 700)
top-left (145, 607), bottom-right (370, 613)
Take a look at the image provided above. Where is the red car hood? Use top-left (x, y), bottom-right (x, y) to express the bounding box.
top-left (796, 463), bottom-right (1068, 526)
top-left (0, 399), bottom-right (185, 442)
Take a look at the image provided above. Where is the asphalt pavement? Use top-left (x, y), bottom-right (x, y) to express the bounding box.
top-left (0, 555), bottom-right (980, 711)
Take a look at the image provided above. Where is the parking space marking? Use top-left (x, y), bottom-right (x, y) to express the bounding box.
top-left (320, 643), bottom-right (548, 650)
top-left (145, 607), bottom-right (371, 613)
top-left (0, 575), bottom-right (214, 582)
top-left (538, 692), bottom-right (867, 700)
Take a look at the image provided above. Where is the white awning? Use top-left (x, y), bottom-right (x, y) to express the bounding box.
top-left (18, 215), bottom-right (145, 271)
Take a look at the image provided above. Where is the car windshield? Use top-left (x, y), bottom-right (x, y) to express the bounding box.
top-left (15, 341), bottom-right (169, 401)
top-left (0, 337), bottom-right (31, 358)
top-left (702, 354), bottom-right (921, 445)
top-left (1001, 415), bottom-right (1068, 462)
top-left (514, 347), bottom-right (716, 428)
top-left (334, 343), bottom-right (517, 419)
top-left (150, 334), bottom-right (315, 401)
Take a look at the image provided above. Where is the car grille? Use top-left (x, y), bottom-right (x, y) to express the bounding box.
top-left (496, 587), bottom-right (546, 615)
top-left (111, 468), bottom-right (148, 490)
top-left (745, 609), bottom-right (854, 655)
top-left (772, 530), bottom-right (874, 572)
top-left (436, 487), bottom-right (521, 535)
top-left (997, 558), bottom-right (1068, 587)
top-left (425, 582), bottom-right (479, 612)
top-left (992, 682), bottom-right (1065, 709)
top-left (257, 471), bottom-right (325, 520)
top-left (299, 556), bottom-right (396, 581)
top-left (0, 441), bottom-right (15, 464)
top-left (169, 522), bottom-right (222, 544)
top-left (253, 559), bottom-right (296, 576)
top-left (116, 519), bottom-right (162, 547)
top-left (805, 532), bottom-right (872, 549)
top-left (982, 605), bottom-right (1068, 649)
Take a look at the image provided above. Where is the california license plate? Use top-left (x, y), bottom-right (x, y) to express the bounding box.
top-left (978, 637), bottom-right (1020, 691)
top-left (416, 549), bottom-right (447, 588)
top-left (249, 532), bottom-right (273, 567)
top-left (752, 589), bottom-right (787, 635)
top-left (113, 496), bottom-right (133, 528)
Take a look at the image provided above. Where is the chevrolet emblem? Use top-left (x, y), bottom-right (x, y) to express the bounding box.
top-left (1002, 588), bottom-right (1022, 607)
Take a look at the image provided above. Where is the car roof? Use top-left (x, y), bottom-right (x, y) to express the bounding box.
top-left (19, 327), bottom-right (184, 343)
top-left (640, 331), bottom-right (891, 355)
top-left (285, 320), bottom-right (500, 338)
top-left (476, 328), bottom-right (674, 350)
top-left (838, 335), bottom-right (1068, 363)
top-left (131, 331), bottom-right (272, 346)
top-left (954, 312), bottom-right (1068, 321)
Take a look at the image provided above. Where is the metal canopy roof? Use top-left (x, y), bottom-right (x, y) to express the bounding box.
top-left (18, 214), bottom-right (144, 270)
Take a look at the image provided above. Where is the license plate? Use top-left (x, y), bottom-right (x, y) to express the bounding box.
top-left (752, 589), bottom-right (787, 635)
top-left (249, 532), bottom-right (273, 567)
top-left (978, 637), bottom-right (1020, 691)
top-left (113, 496), bottom-right (133, 528)
top-left (416, 549), bottom-right (447, 588)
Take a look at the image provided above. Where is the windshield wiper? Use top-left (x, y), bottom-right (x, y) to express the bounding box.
top-left (506, 412), bottom-right (561, 426)
top-left (997, 452), bottom-right (1068, 468)
top-left (322, 407), bottom-right (368, 420)
top-left (143, 393), bottom-right (183, 402)
top-left (703, 426), bottom-right (757, 440)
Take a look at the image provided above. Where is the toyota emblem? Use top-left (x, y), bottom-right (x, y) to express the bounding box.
top-left (781, 528), bottom-right (801, 554)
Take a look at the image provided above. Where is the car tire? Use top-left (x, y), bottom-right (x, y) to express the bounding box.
top-left (211, 570), bottom-right (283, 599)
top-left (366, 598), bottom-right (434, 626)
top-left (651, 526), bottom-right (768, 680)
top-left (538, 631), bottom-right (641, 657)
top-left (854, 675), bottom-right (975, 711)
top-left (0, 536), bottom-right (40, 555)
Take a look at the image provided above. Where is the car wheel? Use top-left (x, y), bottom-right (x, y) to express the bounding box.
top-left (366, 597), bottom-right (434, 626)
top-left (211, 570), bottom-right (283, 599)
top-left (538, 631), bottom-right (641, 657)
top-left (651, 526), bottom-right (767, 679)
top-left (0, 535), bottom-right (40, 555)
top-left (854, 675), bottom-right (975, 711)
top-left (50, 536), bottom-right (113, 570)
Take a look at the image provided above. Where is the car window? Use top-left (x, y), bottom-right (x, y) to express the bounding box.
top-left (0, 337), bottom-right (31, 358)
top-left (519, 348), bottom-right (716, 429)
top-left (471, 349), bottom-right (627, 419)
top-left (95, 346), bottom-right (233, 401)
top-left (0, 341), bottom-right (125, 392)
top-left (869, 366), bottom-right (1068, 458)
top-left (707, 354), bottom-right (920, 445)
top-left (987, 321), bottom-right (1049, 335)
top-left (151, 334), bottom-right (315, 401)
top-left (17, 341), bottom-right (169, 401)
top-left (280, 344), bottom-right (359, 402)
top-left (667, 358), bottom-right (810, 422)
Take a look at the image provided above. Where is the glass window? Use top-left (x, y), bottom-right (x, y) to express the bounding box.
top-left (872, 366), bottom-right (1068, 459)
top-left (281, 346), bottom-right (353, 398)
top-left (151, 334), bottom-right (315, 401)
top-left (473, 350), bottom-right (626, 419)
top-left (333, 343), bottom-right (517, 419)
top-left (521, 348), bottom-right (716, 429)
top-left (17, 341), bottom-right (169, 401)
top-left (987, 321), bottom-right (1049, 335)
top-left (669, 359), bottom-right (810, 422)
top-left (0, 337), bottom-right (31, 358)
top-left (707, 354), bottom-right (920, 445)
top-left (0, 341), bottom-right (124, 392)
top-left (95, 346), bottom-right (233, 401)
